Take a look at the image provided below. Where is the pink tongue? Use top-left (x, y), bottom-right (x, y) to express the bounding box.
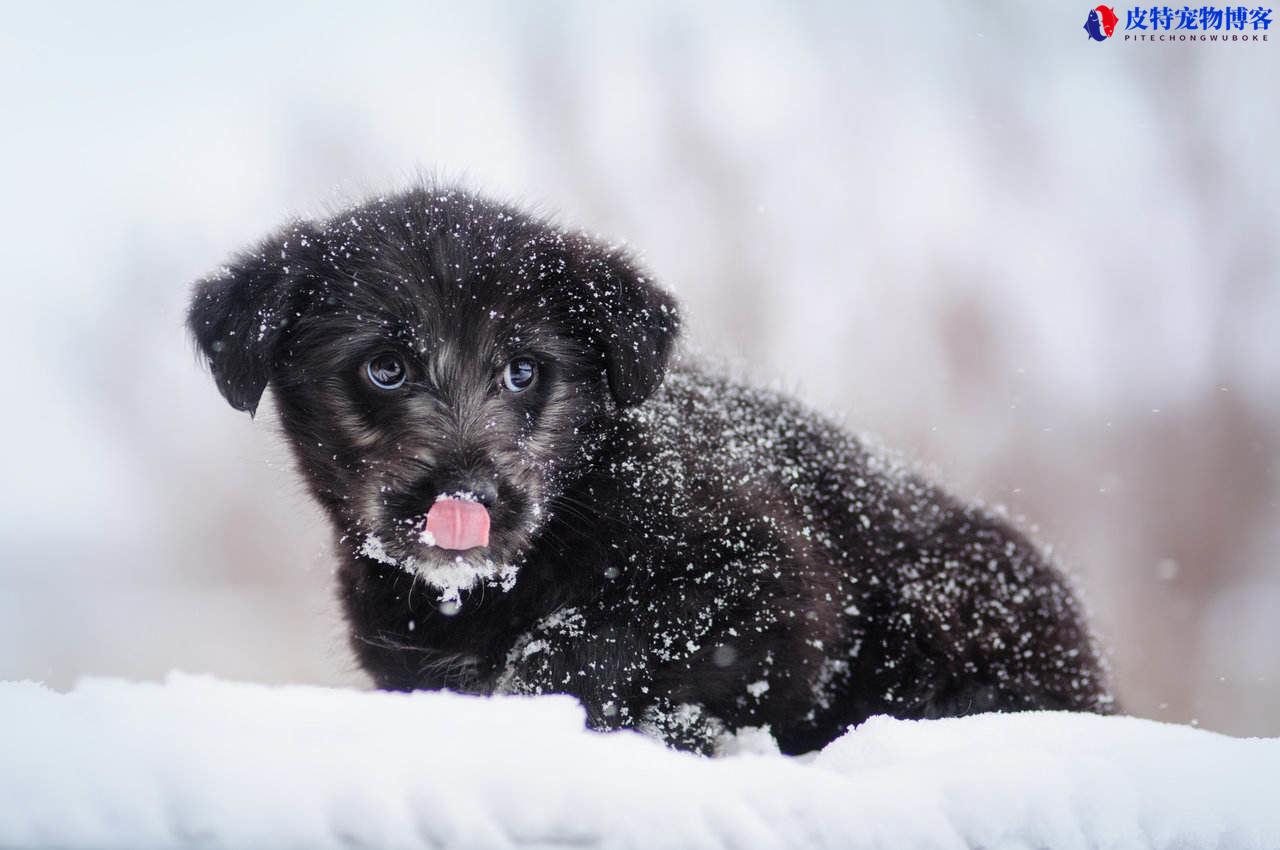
top-left (425, 499), bottom-right (491, 550)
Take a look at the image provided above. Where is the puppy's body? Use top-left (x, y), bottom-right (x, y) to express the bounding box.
top-left (344, 366), bottom-right (1110, 753)
top-left (189, 186), bottom-right (1113, 754)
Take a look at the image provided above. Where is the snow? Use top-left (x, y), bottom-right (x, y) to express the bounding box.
top-left (1, 675), bottom-right (1276, 849)
top-left (358, 530), bottom-right (519, 605)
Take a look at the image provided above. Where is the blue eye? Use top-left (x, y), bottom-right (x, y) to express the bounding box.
top-left (365, 353), bottom-right (406, 390)
top-left (502, 357), bottom-right (537, 393)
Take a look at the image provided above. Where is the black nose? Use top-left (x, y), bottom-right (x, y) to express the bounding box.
top-left (434, 474), bottom-right (499, 507)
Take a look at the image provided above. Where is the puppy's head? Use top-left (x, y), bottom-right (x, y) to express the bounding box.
top-left (188, 187), bottom-right (678, 594)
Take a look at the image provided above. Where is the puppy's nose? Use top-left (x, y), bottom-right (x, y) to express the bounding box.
top-left (435, 475), bottom-right (499, 507)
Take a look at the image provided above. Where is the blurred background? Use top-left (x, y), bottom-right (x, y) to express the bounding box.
top-left (1, 1), bottom-right (1276, 736)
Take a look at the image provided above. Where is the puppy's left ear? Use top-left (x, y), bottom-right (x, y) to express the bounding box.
top-left (572, 240), bottom-right (681, 407)
top-left (186, 224), bottom-right (317, 416)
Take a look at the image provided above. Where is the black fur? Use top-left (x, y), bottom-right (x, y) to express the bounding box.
top-left (188, 185), bottom-right (1113, 754)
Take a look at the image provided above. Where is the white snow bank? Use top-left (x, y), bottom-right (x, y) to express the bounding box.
top-left (1, 675), bottom-right (1276, 850)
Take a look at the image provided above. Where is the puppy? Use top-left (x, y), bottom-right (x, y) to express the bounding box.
top-left (188, 185), bottom-right (1113, 754)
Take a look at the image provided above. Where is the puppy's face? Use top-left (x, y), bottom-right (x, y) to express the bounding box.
top-left (277, 271), bottom-right (601, 584)
top-left (188, 189), bottom-right (678, 594)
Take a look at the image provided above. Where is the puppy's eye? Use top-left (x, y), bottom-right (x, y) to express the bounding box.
top-left (365, 353), bottom-right (406, 390)
top-left (501, 357), bottom-right (538, 393)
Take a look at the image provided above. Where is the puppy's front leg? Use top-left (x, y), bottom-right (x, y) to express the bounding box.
top-left (492, 608), bottom-right (640, 725)
top-left (499, 646), bottom-right (728, 753)
top-left (494, 608), bottom-right (730, 752)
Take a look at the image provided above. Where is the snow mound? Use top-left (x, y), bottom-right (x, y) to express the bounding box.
top-left (0, 674), bottom-right (1275, 849)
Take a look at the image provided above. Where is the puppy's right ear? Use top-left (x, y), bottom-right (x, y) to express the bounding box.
top-left (565, 238), bottom-right (681, 408)
top-left (186, 225), bottom-right (316, 416)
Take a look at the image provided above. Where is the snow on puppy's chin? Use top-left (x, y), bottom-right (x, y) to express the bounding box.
top-left (359, 533), bottom-right (519, 606)
top-left (408, 554), bottom-right (520, 606)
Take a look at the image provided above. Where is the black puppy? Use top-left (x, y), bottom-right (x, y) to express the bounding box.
top-left (188, 185), bottom-right (1113, 754)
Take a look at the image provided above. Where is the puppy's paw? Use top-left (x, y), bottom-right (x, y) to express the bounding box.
top-left (637, 700), bottom-right (727, 755)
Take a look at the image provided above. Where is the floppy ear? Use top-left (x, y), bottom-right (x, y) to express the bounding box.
top-left (186, 224), bottom-right (316, 416)
top-left (572, 239), bottom-right (681, 407)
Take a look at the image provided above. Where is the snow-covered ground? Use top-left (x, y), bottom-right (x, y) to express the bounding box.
top-left (1, 675), bottom-right (1276, 849)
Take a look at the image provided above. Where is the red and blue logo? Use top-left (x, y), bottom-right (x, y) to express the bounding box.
top-left (1084, 5), bottom-right (1120, 39)
top-left (1085, 6), bottom-right (1273, 43)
